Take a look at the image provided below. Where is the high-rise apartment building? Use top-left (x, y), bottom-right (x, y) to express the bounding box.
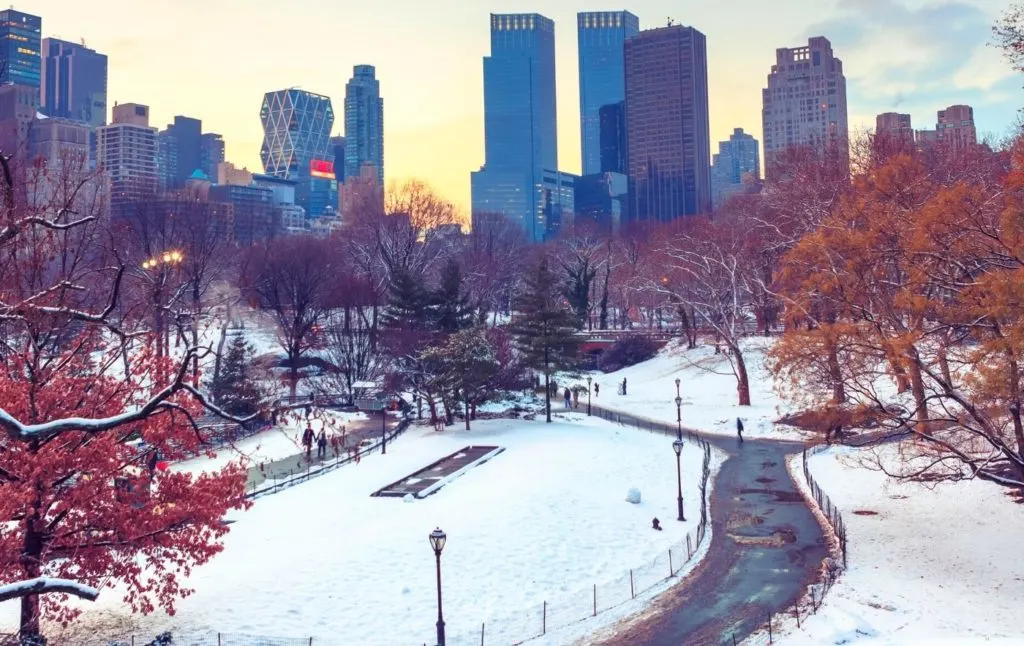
top-left (41, 38), bottom-right (108, 127)
top-left (343, 65), bottom-right (384, 185)
top-left (97, 103), bottom-right (159, 216)
top-left (200, 133), bottom-right (225, 180)
top-left (0, 83), bottom-right (39, 157)
top-left (711, 127), bottom-right (760, 208)
top-left (330, 135), bottom-right (346, 183)
top-left (624, 24), bottom-right (711, 221)
top-left (0, 9), bottom-right (41, 93)
top-left (937, 104), bottom-right (977, 153)
top-left (260, 88), bottom-right (337, 218)
top-left (577, 11), bottom-right (639, 176)
top-left (599, 102), bottom-right (626, 174)
top-left (875, 112), bottom-right (913, 143)
top-left (471, 13), bottom-right (558, 242)
top-left (762, 36), bottom-right (848, 178)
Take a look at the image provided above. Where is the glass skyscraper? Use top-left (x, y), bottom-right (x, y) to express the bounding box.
top-left (260, 88), bottom-right (337, 218)
top-left (41, 38), bottom-right (108, 127)
top-left (343, 65), bottom-right (384, 185)
top-left (577, 11), bottom-right (638, 176)
top-left (0, 9), bottom-right (41, 92)
top-left (471, 13), bottom-right (557, 243)
top-left (711, 128), bottom-right (760, 208)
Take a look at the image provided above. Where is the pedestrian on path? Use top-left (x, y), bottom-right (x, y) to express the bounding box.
top-left (302, 424), bottom-right (315, 459)
top-left (564, 387), bottom-right (572, 409)
top-left (620, 377), bottom-right (627, 396)
top-left (572, 389), bottom-right (579, 409)
top-left (736, 417), bottom-right (744, 443)
top-left (594, 382), bottom-right (599, 398)
top-left (316, 429), bottom-right (327, 459)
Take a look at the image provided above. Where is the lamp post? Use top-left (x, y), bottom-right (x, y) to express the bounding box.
top-left (674, 378), bottom-right (683, 441)
top-left (586, 376), bottom-right (593, 416)
top-left (429, 528), bottom-right (447, 646)
top-left (672, 439), bottom-right (685, 522)
top-left (380, 401), bottom-right (387, 455)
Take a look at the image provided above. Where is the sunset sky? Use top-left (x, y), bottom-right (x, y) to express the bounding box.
top-left (26, 0), bottom-right (1023, 216)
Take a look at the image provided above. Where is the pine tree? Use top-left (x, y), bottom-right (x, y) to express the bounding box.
top-left (430, 260), bottom-right (475, 334)
top-left (383, 266), bottom-right (430, 331)
top-left (209, 334), bottom-right (264, 417)
top-left (511, 256), bottom-right (581, 422)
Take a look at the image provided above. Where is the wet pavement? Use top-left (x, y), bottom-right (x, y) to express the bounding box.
top-left (593, 435), bottom-right (828, 646)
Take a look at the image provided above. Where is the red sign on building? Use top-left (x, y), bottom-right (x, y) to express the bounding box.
top-left (310, 159), bottom-right (336, 179)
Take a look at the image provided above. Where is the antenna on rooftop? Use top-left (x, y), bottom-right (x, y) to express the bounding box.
top-left (667, 17), bottom-right (674, 26)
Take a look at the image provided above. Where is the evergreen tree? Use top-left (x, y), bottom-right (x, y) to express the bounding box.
top-left (209, 334), bottom-right (264, 418)
top-left (421, 327), bottom-right (501, 430)
top-left (383, 266), bottom-right (430, 331)
top-left (430, 260), bottom-right (475, 334)
top-left (511, 256), bottom-right (581, 422)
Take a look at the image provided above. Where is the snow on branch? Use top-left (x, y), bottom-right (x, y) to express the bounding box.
top-left (0, 577), bottom-right (99, 603)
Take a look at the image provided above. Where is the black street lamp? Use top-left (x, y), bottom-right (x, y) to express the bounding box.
top-left (381, 404), bottom-right (388, 455)
top-left (672, 439), bottom-right (685, 522)
top-left (429, 527), bottom-right (447, 646)
top-left (674, 378), bottom-right (683, 441)
top-left (586, 376), bottom-right (593, 416)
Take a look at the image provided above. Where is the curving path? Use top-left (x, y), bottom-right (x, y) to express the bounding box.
top-left (590, 408), bottom-right (829, 646)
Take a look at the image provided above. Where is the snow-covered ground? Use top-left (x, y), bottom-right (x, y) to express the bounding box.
top-left (172, 409), bottom-right (370, 475)
top-left (768, 444), bottom-right (1024, 646)
top-left (571, 339), bottom-right (813, 441)
top-left (18, 412), bottom-right (718, 646)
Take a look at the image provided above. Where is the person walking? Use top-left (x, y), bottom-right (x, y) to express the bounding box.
top-left (736, 417), bottom-right (744, 443)
top-left (572, 389), bottom-right (579, 409)
top-left (621, 377), bottom-right (628, 396)
top-left (594, 382), bottom-right (599, 398)
top-left (302, 424), bottom-right (315, 459)
top-left (563, 387), bottom-right (572, 409)
top-left (316, 429), bottom-right (328, 459)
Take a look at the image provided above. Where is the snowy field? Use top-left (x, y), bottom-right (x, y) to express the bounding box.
top-left (770, 444), bottom-right (1024, 646)
top-left (571, 339), bottom-right (814, 441)
top-left (22, 412), bottom-right (716, 646)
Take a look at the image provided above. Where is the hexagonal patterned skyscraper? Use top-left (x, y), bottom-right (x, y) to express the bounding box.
top-left (259, 88), bottom-right (337, 217)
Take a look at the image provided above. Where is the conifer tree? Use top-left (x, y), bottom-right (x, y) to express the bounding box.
top-left (209, 334), bottom-right (264, 418)
top-left (383, 266), bottom-right (430, 331)
top-left (430, 259), bottom-right (475, 334)
top-left (511, 256), bottom-right (581, 422)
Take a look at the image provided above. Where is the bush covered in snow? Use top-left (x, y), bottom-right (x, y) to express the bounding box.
top-left (598, 335), bottom-right (660, 373)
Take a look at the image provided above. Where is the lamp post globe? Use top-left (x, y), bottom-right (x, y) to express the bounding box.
top-left (429, 528), bottom-right (447, 646)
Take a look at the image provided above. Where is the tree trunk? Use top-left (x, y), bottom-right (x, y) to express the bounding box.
top-left (907, 348), bottom-right (929, 435)
top-left (543, 371), bottom-right (551, 423)
top-left (734, 347), bottom-right (752, 406)
top-left (464, 394), bottom-right (471, 430)
top-left (20, 461), bottom-right (43, 639)
top-left (827, 341), bottom-right (845, 405)
top-left (599, 263), bottom-right (610, 330)
top-left (289, 349), bottom-right (299, 399)
top-left (938, 344), bottom-right (953, 388)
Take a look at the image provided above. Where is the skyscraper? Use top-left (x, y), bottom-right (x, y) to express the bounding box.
top-left (875, 112), bottom-right (912, 142)
top-left (711, 128), bottom-right (760, 208)
top-left (260, 88), bottom-right (336, 217)
top-left (577, 11), bottom-right (639, 176)
top-left (97, 103), bottom-right (159, 216)
top-left (624, 24), bottom-right (711, 221)
top-left (343, 65), bottom-right (384, 185)
top-left (0, 9), bottom-right (41, 92)
top-left (761, 37), bottom-right (848, 179)
top-left (598, 101), bottom-right (626, 174)
top-left (200, 133), bottom-right (225, 180)
top-left (471, 13), bottom-right (557, 242)
top-left (41, 38), bottom-right (108, 127)
top-left (330, 135), bottom-right (346, 183)
top-left (936, 104), bottom-right (977, 153)
top-left (167, 116), bottom-right (202, 187)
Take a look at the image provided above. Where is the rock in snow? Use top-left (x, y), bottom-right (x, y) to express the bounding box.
top-left (625, 488), bottom-right (642, 504)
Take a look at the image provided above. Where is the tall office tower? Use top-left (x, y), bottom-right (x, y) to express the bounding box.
top-left (598, 101), bottom-right (626, 174)
top-left (0, 9), bottom-right (41, 93)
top-left (41, 38), bottom-right (108, 127)
top-left (200, 133), bottom-right (225, 180)
top-left (156, 128), bottom-right (177, 191)
top-left (330, 135), bottom-right (346, 183)
top-left (97, 103), bottom-right (159, 216)
top-left (471, 13), bottom-right (557, 242)
top-left (936, 104), bottom-right (977, 153)
top-left (577, 11), bottom-right (639, 176)
top-left (624, 24), bottom-right (711, 221)
top-left (710, 128), bottom-right (760, 208)
top-left (0, 83), bottom-right (39, 157)
top-left (343, 65), bottom-right (384, 185)
top-left (260, 88), bottom-right (337, 217)
top-left (166, 116), bottom-right (202, 187)
top-left (761, 36), bottom-right (848, 179)
top-left (875, 112), bottom-right (912, 142)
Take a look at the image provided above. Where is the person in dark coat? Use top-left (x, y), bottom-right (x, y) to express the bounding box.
top-left (563, 387), bottom-right (572, 408)
top-left (302, 424), bottom-right (315, 459)
top-left (736, 417), bottom-right (744, 443)
top-left (594, 382), bottom-right (599, 397)
top-left (316, 429), bottom-right (328, 459)
top-left (621, 377), bottom-right (627, 395)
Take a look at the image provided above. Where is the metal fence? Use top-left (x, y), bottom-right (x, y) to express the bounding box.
top-left (728, 445), bottom-right (848, 645)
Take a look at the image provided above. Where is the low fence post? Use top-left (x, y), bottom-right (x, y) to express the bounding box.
top-left (481, 622), bottom-right (485, 646)
top-left (768, 612), bottom-right (773, 644)
top-left (629, 569), bottom-right (635, 599)
top-left (593, 584), bottom-right (597, 616)
top-left (542, 600), bottom-right (547, 635)
top-left (795, 601), bottom-right (800, 628)
top-left (687, 534), bottom-right (693, 559)
top-left (217, 634), bottom-right (221, 646)
top-left (669, 548), bottom-right (674, 576)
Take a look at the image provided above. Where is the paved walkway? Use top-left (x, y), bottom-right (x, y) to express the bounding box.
top-left (244, 413), bottom-right (397, 489)
top-left (590, 407), bottom-right (829, 645)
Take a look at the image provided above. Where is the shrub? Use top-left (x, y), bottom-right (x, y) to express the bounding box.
top-left (598, 335), bottom-right (659, 373)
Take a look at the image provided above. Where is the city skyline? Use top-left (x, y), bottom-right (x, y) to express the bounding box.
top-left (22, 0), bottom-right (1024, 216)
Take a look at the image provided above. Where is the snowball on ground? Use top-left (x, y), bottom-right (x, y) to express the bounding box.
top-left (31, 414), bottom-right (715, 646)
top-left (574, 339), bottom-right (814, 441)
top-left (771, 444), bottom-right (1024, 646)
